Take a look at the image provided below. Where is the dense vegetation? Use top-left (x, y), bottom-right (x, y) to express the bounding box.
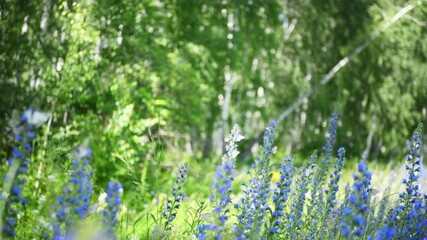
top-left (1, 0), bottom-right (426, 239)
top-left (1, 111), bottom-right (426, 239)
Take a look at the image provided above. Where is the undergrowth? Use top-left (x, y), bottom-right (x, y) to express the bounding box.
top-left (1, 110), bottom-right (426, 239)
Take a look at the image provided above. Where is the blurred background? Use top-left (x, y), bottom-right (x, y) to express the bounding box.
top-left (1, 0), bottom-right (426, 202)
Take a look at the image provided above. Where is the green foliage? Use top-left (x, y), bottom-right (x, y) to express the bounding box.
top-left (0, 2), bottom-right (426, 236)
top-left (1, 2), bottom-right (426, 150)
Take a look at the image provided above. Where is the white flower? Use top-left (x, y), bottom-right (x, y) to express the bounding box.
top-left (39, 195), bottom-right (46, 203)
top-left (38, 217), bottom-right (49, 227)
top-left (121, 204), bottom-right (127, 213)
top-left (89, 203), bottom-right (100, 214)
top-left (98, 192), bottom-right (107, 205)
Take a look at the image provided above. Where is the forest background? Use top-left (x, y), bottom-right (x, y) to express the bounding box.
top-left (1, 0), bottom-right (426, 206)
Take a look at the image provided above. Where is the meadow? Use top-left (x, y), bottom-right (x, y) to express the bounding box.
top-left (1, 110), bottom-right (426, 239)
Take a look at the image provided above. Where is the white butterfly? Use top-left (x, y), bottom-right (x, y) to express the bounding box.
top-left (272, 146), bottom-right (278, 154)
top-left (225, 124), bottom-right (245, 142)
top-left (370, 188), bottom-right (379, 196)
top-left (23, 109), bottom-right (51, 126)
top-left (8, 109), bottom-right (51, 135)
top-left (72, 140), bottom-right (92, 159)
top-left (304, 164), bottom-right (318, 177)
top-left (235, 134), bottom-right (245, 142)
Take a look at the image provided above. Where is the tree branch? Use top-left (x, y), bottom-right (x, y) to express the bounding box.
top-left (241, 2), bottom-right (418, 161)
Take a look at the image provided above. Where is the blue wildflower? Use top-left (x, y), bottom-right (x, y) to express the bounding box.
top-left (394, 123), bottom-right (424, 238)
top-left (163, 163), bottom-right (188, 231)
top-left (287, 153), bottom-right (317, 238)
top-left (53, 145), bottom-right (93, 238)
top-left (235, 121), bottom-right (276, 239)
top-left (340, 160), bottom-right (372, 238)
top-left (377, 225), bottom-right (396, 240)
top-left (308, 113), bottom-right (339, 237)
top-left (317, 113), bottom-right (339, 184)
top-left (381, 124), bottom-right (425, 239)
top-left (101, 181), bottom-right (123, 240)
top-left (267, 155), bottom-right (294, 237)
top-left (197, 125), bottom-right (243, 239)
top-left (2, 110), bottom-right (39, 237)
top-left (326, 147), bottom-right (345, 214)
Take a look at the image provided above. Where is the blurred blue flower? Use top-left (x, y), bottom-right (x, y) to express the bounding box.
top-left (53, 145), bottom-right (93, 238)
top-left (339, 160), bottom-right (372, 237)
top-left (2, 110), bottom-right (39, 237)
top-left (101, 181), bottom-right (122, 240)
top-left (163, 163), bottom-right (188, 231)
top-left (326, 147), bottom-right (345, 214)
top-left (199, 125), bottom-right (243, 239)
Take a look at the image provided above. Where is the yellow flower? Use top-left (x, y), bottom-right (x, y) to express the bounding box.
top-left (272, 170), bottom-right (281, 182)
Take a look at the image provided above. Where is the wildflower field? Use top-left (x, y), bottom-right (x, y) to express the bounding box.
top-left (1, 110), bottom-right (426, 239)
top-left (1, 0), bottom-right (427, 239)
